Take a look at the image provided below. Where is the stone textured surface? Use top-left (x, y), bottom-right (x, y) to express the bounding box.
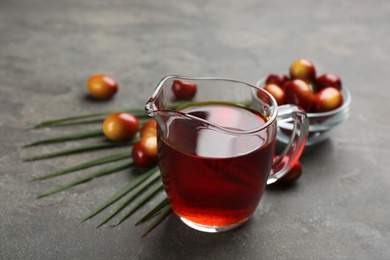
top-left (1, 0), bottom-right (390, 259)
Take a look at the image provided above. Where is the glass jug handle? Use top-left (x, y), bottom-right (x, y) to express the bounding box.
top-left (267, 104), bottom-right (309, 185)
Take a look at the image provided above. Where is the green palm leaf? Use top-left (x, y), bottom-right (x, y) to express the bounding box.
top-left (23, 140), bottom-right (133, 161)
top-left (115, 181), bottom-right (164, 226)
top-left (24, 129), bottom-right (104, 147)
top-left (32, 150), bottom-right (131, 181)
top-left (97, 169), bottom-right (161, 227)
top-left (31, 108), bottom-right (147, 128)
top-left (37, 159), bottom-right (134, 198)
top-left (25, 106), bottom-right (173, 237)
top-left (79, 166), bottom-right (159, 224)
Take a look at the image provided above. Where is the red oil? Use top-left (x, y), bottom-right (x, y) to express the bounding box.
top-left (158, 102), bottom-right (275, 227)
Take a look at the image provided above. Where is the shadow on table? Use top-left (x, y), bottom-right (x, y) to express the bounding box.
top-left (141, 213), bottom-right (267, 260)
top-left (267, 138), bottom-right (335, 192)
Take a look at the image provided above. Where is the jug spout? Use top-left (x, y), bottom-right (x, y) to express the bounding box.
top-left (144, 75), bottom-right (175, 118)
top-left (145, 75), bottom-right (194, 136)
top-left (145, 97), bottom-right (159, 119)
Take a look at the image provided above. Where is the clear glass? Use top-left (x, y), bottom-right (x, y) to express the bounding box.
top-left (146, 76), bottom-right (309, 233)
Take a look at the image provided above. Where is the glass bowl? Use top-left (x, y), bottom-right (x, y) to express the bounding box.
top-left (256, 77), bottom-right (351, 146)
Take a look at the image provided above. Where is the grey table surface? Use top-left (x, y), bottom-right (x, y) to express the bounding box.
top-left (1, 0), bottom-right (389, 259)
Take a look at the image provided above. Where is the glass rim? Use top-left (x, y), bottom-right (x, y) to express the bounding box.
top-left (146, 75), bottom-right (279, 135)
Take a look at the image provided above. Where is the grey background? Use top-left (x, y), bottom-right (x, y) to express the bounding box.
top-left (1, 0), bottom-right (389, 259)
